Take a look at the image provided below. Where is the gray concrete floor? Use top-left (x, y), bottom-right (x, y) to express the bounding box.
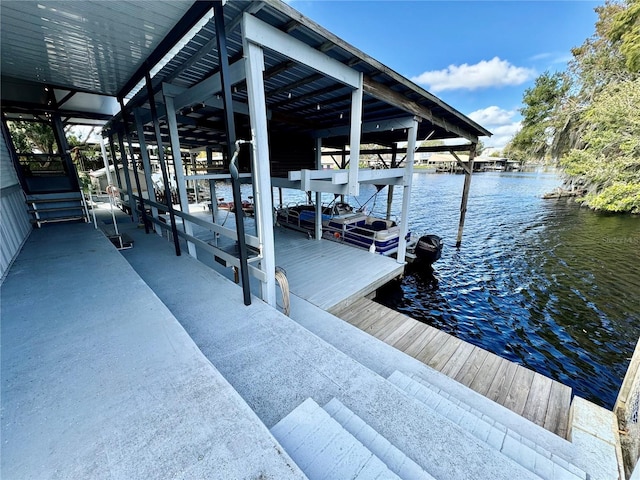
top-left (0, 220), bottom-right (304, 480)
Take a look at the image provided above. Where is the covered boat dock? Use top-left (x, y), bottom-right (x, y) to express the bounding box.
top-left (2, 2), bottom-right (621, 479)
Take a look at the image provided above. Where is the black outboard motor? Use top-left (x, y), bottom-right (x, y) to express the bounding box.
top-left (415, 234), bottom-right (443, 265)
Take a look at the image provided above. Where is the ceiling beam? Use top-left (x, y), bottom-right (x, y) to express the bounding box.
top-left (118, 1), bottom-right (216, 100)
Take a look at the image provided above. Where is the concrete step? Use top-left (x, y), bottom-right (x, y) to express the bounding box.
top-left (323, 398), bottom-right (435, 480)
top-left (389, 371), bottom-right (587, 480)
top-left (288, 297), bottom-right (584, 470)
top-left (271, 398), bottom-right (401, 480)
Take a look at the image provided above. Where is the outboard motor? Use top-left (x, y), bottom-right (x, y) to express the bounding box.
top-left (415, 234), bottom-right (443, 265)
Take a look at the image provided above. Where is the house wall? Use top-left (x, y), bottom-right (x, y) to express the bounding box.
top-left (1, 125), bottom-right (32, 281)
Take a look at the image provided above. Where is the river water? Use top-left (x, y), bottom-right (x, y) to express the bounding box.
top-left (370, 170), bottom-right (640, 409)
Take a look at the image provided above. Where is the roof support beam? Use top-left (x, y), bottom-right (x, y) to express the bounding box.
top-left (242, 13), bottom-right (360, 88)
top-left (118, 1), bottom-right (216, 100)
top-left (218, 1), bottom-right (252, 306)
top-left (362, 77), bottom-right (479, 143)
top-left (171, 59), bottom-right (246, 112)
top-left (313, 116), bottom-right (417, 139)
top-left (397, 118), bottom-right (419, 264)
top-left (133, 108), bottom-right (161, 236)
top-left (243, 30), bottom-right (276, 307)
top-left (348, 73), bottom-right (363, 196)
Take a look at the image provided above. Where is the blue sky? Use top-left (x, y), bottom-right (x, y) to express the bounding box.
top-left (288, 0), bottom-right (601, 150)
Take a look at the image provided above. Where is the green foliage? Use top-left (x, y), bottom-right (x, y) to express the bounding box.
top-left (584, 182), bottom-right (640, 213)
top-left (509, 0), bottom-right (640, 213)
top-left (7, 120), bottom-right (57, 154)
top-left (505, 72), bottom-right (568, 162)
top-left (608, 0), bottom-right (640, 72)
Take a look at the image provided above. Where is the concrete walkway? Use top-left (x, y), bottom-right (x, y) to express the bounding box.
top-left (0, 223), bottom-right (304, 479)
top-left (117, 217), bottom-right (542, 480)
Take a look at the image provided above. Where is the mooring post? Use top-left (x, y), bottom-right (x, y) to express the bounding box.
top-left (455, 144), bottom-right (477, 248)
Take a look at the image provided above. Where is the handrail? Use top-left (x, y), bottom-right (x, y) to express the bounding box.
top-left (135, 195), bottom-right (260, 249)
top-left (132, 194), bottom-right (265, 282)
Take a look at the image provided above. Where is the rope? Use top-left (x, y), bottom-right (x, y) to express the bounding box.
top-left (275, 266), bottom-right (290, 316)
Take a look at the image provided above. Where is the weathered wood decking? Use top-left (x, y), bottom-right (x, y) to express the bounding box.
top-left (332, 297), bottom-right (572, 438)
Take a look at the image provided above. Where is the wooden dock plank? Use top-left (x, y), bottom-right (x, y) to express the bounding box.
top-left (468, 350), bottom-right (504, 397)
top-left (439, 341), bottom-right (476, 379)
top-left (401, 325), bottom-right (441, 358)
top-left (543, 380), bottom-right (572, 438)
top-left (454, 347), bottom-right (490, 387)
top-left (521, 373), bottom-right (553, 426)
top-left (485, 357), bottom-right (519, 405)
top-left (503, 366), bottom-right (536, 416)
top-left (379, 316), bottom-right (420, 344)
top-left (370, 312), bottom-right (410, 340)
top-left (418, 332), bottom-right (461, 370)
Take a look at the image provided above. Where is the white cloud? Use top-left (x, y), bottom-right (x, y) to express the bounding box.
top-left (468, 106), bottom-right (517, 128)
top-left (411, 57), bottom-right (535, 92)
top-left (467, 106), bottom-right (522, 150)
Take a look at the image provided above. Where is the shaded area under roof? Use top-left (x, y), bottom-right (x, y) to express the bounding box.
top-left (1, 0), bottom-right (491, 147)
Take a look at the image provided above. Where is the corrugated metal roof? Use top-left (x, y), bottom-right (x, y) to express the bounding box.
top-left (2, 0), bottom-right (490, 145)
top-left (1, 1), bottom-right (195, 96)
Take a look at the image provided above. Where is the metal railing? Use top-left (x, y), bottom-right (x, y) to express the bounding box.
top-left (133, 195), bottom-right (267, 284)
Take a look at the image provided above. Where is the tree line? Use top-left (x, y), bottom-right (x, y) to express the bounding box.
top-left (505, 0), bottom-right (639, 214)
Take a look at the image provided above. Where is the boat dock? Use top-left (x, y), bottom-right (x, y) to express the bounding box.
top-left (189, 211), bottom-right (573, 438)
top-left (332, 298), bottom-right (572, 438)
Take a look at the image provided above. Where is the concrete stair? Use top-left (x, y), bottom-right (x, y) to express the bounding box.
top-left (323, 398), bottom-right (435, 480)
top-left (271, 397), bottom-right (402, 479)
top-left (388, 370), bottom-right (587, 480)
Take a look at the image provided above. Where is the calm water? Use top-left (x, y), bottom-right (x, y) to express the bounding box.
top-left (371, 171), bottom-right (640, 409)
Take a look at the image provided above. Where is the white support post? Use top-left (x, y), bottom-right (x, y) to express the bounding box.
top-left (133, 109), bottom-right (161, 236)
top-left (315, 137), bottom-right (323, 240)
top-left (164, 93), bottom-right (197, 258)
top-left (397, 118), bottom-right (418, 264)
top-left (243, 36), bottom-right (276, 306)
top-left (348, 73), bottom-right (364, 196)
top-left (98, 134), bottom-right (113, 186)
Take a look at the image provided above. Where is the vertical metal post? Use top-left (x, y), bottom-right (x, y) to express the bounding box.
top-left (50, 113), bottom-right (78, 190)
top-left (133, 109), bottom-right (161, 235)
top-left (145, 71), bottom-right (181, 256)
top-left (218, 1), bottom-right (251, 306)
top-left (206, 147), bottom-right (219, 224)
top-left (107, 135), bottom-right (123, 189)
top-left (116, 131), bottom-right (138, 222)
top-left (456, 144), bottom-right (476, 248)
top-left (386, 144), bottom-right (397, 221)
top-left (164, 92), bottom-right (196, 257)
top-left (348, 73), bottom-right (363, 196)
top-left (118, 98), bottom-right (149, 233)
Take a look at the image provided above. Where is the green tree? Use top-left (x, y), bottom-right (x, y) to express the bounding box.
top-left (505, 72), bottom-right (568, 162)
top-left (507, 0), bottom-right (640, 213)
top-left (7, 120), bottom-right (57, 154)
